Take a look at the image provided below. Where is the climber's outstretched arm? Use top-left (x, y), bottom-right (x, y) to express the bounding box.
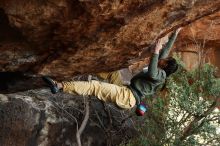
top-left (147, 37), bottom-right (165, 80)
top-left (159, 28), bottom-right (182, 59)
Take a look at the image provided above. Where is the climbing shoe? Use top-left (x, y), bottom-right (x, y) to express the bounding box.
top-left (42, 76), bottom-right (59, 94)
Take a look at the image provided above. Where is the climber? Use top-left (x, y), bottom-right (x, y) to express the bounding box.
top-left (43, 28), bottom-right (182, 116)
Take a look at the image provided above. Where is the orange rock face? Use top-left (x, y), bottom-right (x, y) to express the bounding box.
top-left (175, 12), bottom-right (220, 76)
top-left (0, 0), bottom-right (220, 79)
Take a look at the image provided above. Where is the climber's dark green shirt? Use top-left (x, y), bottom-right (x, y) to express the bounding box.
top-left (129, 32), bottom-right (178, 104)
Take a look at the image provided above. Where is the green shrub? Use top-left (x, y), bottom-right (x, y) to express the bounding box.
top-left (122, 61), bottom-right (220, 146)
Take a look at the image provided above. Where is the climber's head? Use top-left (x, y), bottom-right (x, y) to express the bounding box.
top-left (159, 57), bottom-right (178, 77)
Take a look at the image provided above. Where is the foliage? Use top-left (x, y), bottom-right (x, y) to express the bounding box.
top-left (164, 62), bottom-right (220, 146)
top-left (121, 62), bottom-right (220, 146)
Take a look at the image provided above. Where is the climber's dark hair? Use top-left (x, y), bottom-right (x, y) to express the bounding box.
top-left (163, 57), bottom-right (178, 77)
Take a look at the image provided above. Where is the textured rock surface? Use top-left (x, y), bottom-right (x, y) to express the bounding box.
top-left (0, 89), bottom-right (137, 146)
top-left (0, 1), bottom-right (220, 146)
top-left (176, 11), bottom-right (220, 75)
top-left (0, 0), bottom-right (220, 79)
top-left (132, 11), bottom-right (220, 75)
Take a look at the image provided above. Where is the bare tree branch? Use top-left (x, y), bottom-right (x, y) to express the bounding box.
top-left (179, 99), bottom-right (218, 141)
top-left (76, 97), bottom-right (90, 146)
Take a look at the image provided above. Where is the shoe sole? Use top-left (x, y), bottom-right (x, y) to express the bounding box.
top-left (42, 76), bottom-right (59, 94)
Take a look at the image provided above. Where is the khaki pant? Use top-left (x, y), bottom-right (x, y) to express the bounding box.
top-left (62, 71), bottom-right (136, 109)
top-left (97, 71), bottom-right (124, 86)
